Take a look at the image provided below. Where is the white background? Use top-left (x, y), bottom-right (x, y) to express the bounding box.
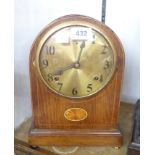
top-left (14, 0), bottom-right (139, 128)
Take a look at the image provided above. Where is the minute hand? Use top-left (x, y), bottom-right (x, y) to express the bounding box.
top-left (77, 41), bottom-right (85, 63)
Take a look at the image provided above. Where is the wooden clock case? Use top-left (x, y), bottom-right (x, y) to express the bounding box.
top-left (28, 15), bottom-right (125, 146)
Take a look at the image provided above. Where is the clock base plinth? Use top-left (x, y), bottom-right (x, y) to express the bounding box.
top-left (28, 124), bottom-right (123, 146)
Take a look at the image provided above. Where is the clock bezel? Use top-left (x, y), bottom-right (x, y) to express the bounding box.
top-left (33, 15), bottom-right (118, 99)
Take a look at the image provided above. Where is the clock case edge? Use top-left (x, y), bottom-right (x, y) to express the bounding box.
top-left (28, 15), bottom-right (125, 146)
top-left (28, 123), bottom-right (123, 146)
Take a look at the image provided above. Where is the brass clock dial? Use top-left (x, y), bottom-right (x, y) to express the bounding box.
top-left (36, 25), bottom-right (117, 98)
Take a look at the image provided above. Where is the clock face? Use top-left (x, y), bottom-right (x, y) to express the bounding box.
top-left (37, 25), bottom-right (117, 98)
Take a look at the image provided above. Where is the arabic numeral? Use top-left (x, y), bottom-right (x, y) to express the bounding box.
top-left (47, 73), bottom-right (53, 82)
top-left (58, 82), bottom-right (63, 92)
top-left (104, 60), bottom-right (110, 69)
top-left (92, 35), bottom-right (95, 44)
top-left (94, 75), bottom-right (103, 83)
top-left (87, 84), bottom-right (92, 92)
top-left (42, 59), bottom-right (48, 68)
top-left (46, 45), bottom-right (55, 55)
top-left (72, 88), bottom-right (78, 95)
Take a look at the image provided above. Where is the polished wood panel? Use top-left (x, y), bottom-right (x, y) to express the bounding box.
top-left (29, 127), bottom-right (123, 146)
top-left (29, 15), bottom-right (125, 146)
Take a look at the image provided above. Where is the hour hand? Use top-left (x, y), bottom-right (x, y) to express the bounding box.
top-left (53, 63), bottom-right (75, 75)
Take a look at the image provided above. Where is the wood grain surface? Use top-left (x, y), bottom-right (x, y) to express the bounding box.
top-left (29, 15), bottom-right (125, 146)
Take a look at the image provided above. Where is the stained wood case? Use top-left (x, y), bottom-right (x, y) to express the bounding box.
top-left (28, 15), bottom-right (125, 146)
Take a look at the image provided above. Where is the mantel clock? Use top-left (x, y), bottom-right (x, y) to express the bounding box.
top-left (28, 15), bottom-right (125, 146)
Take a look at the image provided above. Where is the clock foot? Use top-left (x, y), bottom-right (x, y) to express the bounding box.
top-left (114, 146), bottom-right (120, 150)
top-left (30, 145), bottom-right (38, 149)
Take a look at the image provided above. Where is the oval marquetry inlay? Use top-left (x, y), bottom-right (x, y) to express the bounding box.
top-left (64, 108), bottom-right (88, 122)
